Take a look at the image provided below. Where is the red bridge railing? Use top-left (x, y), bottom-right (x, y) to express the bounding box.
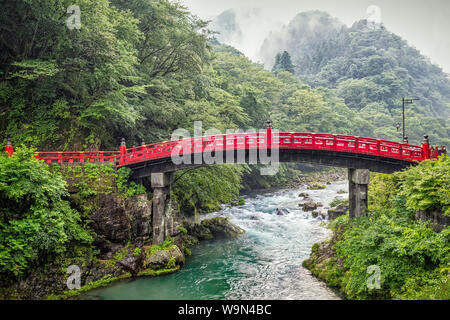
top-left (116, 132), bottom-right (443, 167)
top-left (3, 132), bottom-right (446, 166)
top-left (34, 151), bottom-right (119, 164)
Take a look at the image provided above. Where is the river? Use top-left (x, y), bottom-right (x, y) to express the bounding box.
top-left (81, 180), bottom-right (347, 300)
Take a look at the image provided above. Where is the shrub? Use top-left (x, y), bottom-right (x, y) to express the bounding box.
top-left (397, 156), bottom-right (450, 216)
top-left (0, 147), bottom-right (92, 280)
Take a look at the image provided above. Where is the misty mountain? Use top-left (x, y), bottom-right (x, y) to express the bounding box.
top-left (259, 11), bottom-right (450, 120)
top-left (210, 9), bottom-right (449, 145)
top-left (209, 8), bottom-right (282, 62)
top-left (259, 11), bottom-right (345, 71)
top-left (210, 9), bottom-right (243, 45)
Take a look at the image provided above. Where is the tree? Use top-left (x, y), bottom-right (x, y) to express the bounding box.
top-left (272, 51), bottom-right (295, 74)
top-left (0, 147), bottom-right (92, 280)
top-left (0, 0), bottom-right (143, 150)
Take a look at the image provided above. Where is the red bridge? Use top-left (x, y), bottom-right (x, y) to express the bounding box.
top-left (4, 126), bottom-right (446, 244)
top-left (5, 127), bottom-right (445, 176)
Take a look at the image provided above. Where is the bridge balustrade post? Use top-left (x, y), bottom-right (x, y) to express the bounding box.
top-left (266, 120), bottom-right (272, 157)
top-left (422, 135), bottom-right (430, 160)
top-left (5, 138), bottom-right (13, 157)
top-left (119, 138), bottom-right (126, 166)
top-left (348, 169), bottom-right (370, 218)
top-left (151, 172), bottom-right (174, 245)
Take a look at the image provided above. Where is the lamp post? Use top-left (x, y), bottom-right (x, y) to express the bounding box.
top-left (401, 98), bottom-right (419, 143)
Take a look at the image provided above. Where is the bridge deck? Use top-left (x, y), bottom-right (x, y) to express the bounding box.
top-left (32, 132), bottom-right (438, 170)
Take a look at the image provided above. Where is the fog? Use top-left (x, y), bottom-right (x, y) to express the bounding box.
top-left (181, 0), bottom-right (450, 74)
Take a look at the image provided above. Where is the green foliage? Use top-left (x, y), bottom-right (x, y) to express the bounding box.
top-left (272, 51), bottom-right (295, 74)
top-left (177, 226), bottom-right (188, 235)
top-left (143, 237), bottom-right (175, 263)
top-left (116, 167), bottom-right (146, 198)
top-left (261, 11), bottom-right (450, 145)
top-left (46, 272), bottom-right (132, 300)
top-left (329, 198), bottom-right (349, 208)
top-left (1, 0), bottom-right (143, 150)
top-left (311, 158), bottom-right (450, 300)
top-left (333, 213), bottom-right (449, 299)
top-left (397, 156), bottom-right (450, 216)
top-left (167, 256), bottom-right (176, 269)
top-left (173, 165), bottom-right (246, 215)
top-left (132, 247), bottom-right (142, 257)
top-left (0, 147), bottom-right (92, 280)
top-left (74, 182), bottom-right (97, 200)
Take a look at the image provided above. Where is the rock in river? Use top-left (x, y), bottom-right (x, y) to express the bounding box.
top-left (301, 199), bottom-right (319, 211)
top-left (201, 217), bottom-right (245, 238)
top-left (276, 208), bottom-right (290, 215)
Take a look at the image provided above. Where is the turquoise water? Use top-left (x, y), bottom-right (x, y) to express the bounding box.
top-left (81, 182), bottom-right (347, 300)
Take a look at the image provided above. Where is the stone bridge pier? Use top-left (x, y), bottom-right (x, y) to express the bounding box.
top-left (348, 168), bottom-right (370, 218)
top-left (149, 169), bottom-right (371, 244)
top-left (151, 172), bottom-right (174, 245)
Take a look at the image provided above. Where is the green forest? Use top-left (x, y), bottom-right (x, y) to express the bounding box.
top-left (304, 156), bottom-right (450, 299)
top-left (261, 11), bottom-right (450, 146)
top-left (0, 0), bottom-right (448, 300)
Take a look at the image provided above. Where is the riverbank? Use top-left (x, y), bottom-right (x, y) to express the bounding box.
top-left (79, 180), bottom-right (346, 300)
top-left (0, 159), bottom-right (247, 300)
top-left (302, 157), bottom-right (450, 300)
top-left (0, 156), bottom-right (352, 300)
top-left (242, 168), bottom-right (347, 197)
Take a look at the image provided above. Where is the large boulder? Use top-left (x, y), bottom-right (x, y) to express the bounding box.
top-left (328, 203), bottom-right (349, 220)
top-left (302, 200), bottom-right (318, 211)
top-left (126, 194), bottom-right (152, 241)
top-left (143, 244), bottom-right (185, 270)
top-left (169, 245), bottom-right (185, 265)
top-left (119, 253), bottom-right (144, 277)
top-left (145, 250), bottom-right (170, 270)
top-left (298, 192), bottom-right (309, 198)
top-left (89, 194), bottom-right (152, 244)
top-left (200, 217), bottom-right (245, 239)
top-left (182, 220), bottom-right (213, 240)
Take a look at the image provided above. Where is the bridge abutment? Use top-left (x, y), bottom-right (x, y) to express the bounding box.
top-left (151, 172), bottom-right (174, 245)
top-left (348, 168), bottom-right (369, 218)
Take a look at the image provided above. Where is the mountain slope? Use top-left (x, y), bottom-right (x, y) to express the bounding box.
top-left (259, 11), bottom-right (450, 145)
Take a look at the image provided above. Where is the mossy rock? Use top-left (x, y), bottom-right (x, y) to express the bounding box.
top-left (298, 192), bottom-right (309, 198)
top-left (200, 217), bottom-right (245, 239)
top-left (182, 220), bottom-right (213, 240)
top-left (307, 182), bottom-right (326, 190)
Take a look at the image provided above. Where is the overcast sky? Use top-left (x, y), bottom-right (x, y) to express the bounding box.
top-left (181, 0), bottom-right (450, 74)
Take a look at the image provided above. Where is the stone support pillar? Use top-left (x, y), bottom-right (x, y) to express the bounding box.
top-left (151, 172), bottom-right (174, 244)
top-left (348, 169), bottom-right (370, 218)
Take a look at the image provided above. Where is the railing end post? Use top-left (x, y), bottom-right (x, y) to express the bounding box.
top-left (422, 135), bottom-right (430, 160)
top-left (5, 138), bottom-right (13, 157)
top-left (119, 138), bottom-right (127, 166)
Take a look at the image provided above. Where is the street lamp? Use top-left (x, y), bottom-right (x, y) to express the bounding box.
top-left (401, 97), bottom-right (419, 144)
